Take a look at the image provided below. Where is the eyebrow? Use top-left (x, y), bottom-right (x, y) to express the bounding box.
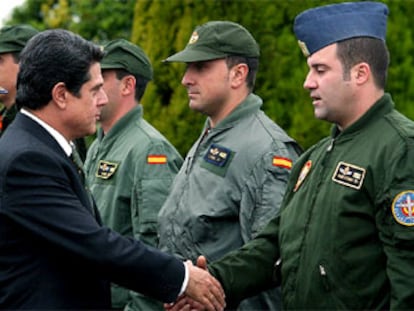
top-left (90, 82), bottom-right (104, 92)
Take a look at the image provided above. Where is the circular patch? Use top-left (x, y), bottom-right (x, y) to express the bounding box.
top-left (392, 191), bottom-right (414, 226)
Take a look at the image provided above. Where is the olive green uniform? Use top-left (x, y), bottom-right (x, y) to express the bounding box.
top-left (0, 104), bottom-right (17, 136)
top-left (84, 105), bottom-right (183, 310)
top-left (158, 93), bottom-right (301, 310)
top-left (210, 94), bottom-right (414, 309)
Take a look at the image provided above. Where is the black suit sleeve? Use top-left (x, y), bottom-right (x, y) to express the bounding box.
top-left (2, 150), bottom-right (184, 303)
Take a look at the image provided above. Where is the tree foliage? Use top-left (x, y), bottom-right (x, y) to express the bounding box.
top-left (7, 0), bottom-right (414, 156)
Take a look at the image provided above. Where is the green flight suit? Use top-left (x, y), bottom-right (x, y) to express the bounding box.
top-left (84, 105), bottom-right (183, 310)
top-left (158, 93), bottom-right (301, 310)
top-left (210, 94), bottom-right (414, 309)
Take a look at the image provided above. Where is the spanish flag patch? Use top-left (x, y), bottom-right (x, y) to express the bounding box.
top-left (272, 156), bottom-right (292, 169)
top-left (147, 154), bottom-right (167, 164)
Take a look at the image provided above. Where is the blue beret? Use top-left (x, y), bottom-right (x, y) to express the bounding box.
top-left (294, 1), bottom-right (389, 57)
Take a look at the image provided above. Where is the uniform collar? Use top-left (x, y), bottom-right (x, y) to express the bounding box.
top-left (331, 93), bottom-right (393, 139)
top-left (97, 105), bottom-right (142, 141)
top-left (207, 93), bottom-right (262, 130)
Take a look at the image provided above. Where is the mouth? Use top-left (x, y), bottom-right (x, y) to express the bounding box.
top-left (310, 94), bottom-right (321, 105)
top-left (187, 89), bottom-right (199, 99)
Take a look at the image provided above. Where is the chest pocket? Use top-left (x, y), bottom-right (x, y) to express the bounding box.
top-left (200, 143), bottom-right (235, 177)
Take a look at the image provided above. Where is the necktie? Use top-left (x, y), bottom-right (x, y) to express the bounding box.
top-left (70, 146), bottom-right (85, 184)
top-left (70, 145), bottom-right (95, 216)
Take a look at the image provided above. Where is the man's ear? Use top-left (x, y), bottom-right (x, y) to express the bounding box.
top-left (353, 62), bottom-right (370, 85)
top-left (52, 82), bottom-right (68, 109)
top-left (121, 75), bottom-right (136, 96)
top-left (230, 63), bottom-right (249, 88)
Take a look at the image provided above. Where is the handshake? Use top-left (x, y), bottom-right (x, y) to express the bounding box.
top-left (167, 256), bottom-right (226, 311)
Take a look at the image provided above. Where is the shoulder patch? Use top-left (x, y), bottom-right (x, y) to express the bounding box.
top-left (96, 160), bottom-right (119, 179)
top-left (272, 156), bottom-right (292, 169)
top-left (147, 154), bottom-right (167, 164)
top-left (392, 191), bottom-right (414, 226)
top-left (332, 161), bottom-right (365, 190)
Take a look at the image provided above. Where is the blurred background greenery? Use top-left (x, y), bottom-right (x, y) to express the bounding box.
top-left (5, 0), bottom-right (414, 156)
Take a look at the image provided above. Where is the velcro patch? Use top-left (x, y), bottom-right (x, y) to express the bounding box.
top-left (147, 154), bottom-right (167, 164)
top-left (204, 144), bottom-right (231, 167)
top-left (332, 161), bottom-right (365, 190)
top-left (392, 191), bottom-right (414, 226)
top-left (96, 160), bottom-right (119, 179)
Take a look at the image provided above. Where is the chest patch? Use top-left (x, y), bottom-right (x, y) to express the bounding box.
top-left (392, 191), bottom-right (414, 226)
top-left (96, 160), bottom-right (119, 179)
top-left (294, 160), bottom-right (312, 192)
top-left (204, 144), bottom-right (231, 167)
top-left (332, 161), bottom-right (365, 190)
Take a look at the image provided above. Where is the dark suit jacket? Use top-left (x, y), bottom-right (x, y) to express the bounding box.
top-left (0, 113), bottom-right (185, 309)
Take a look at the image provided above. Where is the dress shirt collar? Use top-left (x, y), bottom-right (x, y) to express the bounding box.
top-left (20, 108), bottom-right (73, 156)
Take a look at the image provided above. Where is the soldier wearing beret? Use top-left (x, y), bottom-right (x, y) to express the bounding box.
top-left (168, 1), bottom-right (414, 310)
top-left (84, 39), bottom-right (183, 311)
top-left (159, 21), bottom-right (301, 311)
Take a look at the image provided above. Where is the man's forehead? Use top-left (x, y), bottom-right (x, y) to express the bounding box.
top-left (307, 43), bottom-right (338, 65)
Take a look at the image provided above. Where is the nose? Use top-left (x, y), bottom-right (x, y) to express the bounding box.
top-left (303, 71), bottom-right (316, 90)
top-left (98, 88), bottom-right (108, 107)
top-left (181, 66), bottom-right (194, 87)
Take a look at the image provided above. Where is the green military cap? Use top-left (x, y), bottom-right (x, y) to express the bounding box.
top-left (100, 39), bottom-right (153, 80)
top-left (164, 21), bottom-right (260, 62)
top-left (0, 24), bottom-right (39, 54)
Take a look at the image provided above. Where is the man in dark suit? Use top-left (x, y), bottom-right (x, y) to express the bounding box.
top-left (0, 29), bottom-right (225, 310)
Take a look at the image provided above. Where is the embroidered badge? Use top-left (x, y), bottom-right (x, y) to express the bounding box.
top-left (392, 191), bottom-right (414, 226)
top-left (204, 144), bottom-right (231, 167)
top-left (298, 40), bottom-right (310, 57)
top-left (147, 154), bottom-right (167, 165)
top-left (272, 156), bottom-right (292, 169)
top-left (332, 161), bottom-right (365, 190)
top-left (96, 160), bottom-right (119, 179)
top-left (188, 31), bottom-right (199, 44)
top-left (294, 160), bottom-right (312, 192)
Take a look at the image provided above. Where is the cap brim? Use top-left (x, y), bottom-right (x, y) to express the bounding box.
top-left (164, 48), bottom-right (226, 62)
top-left (100, 61), bottom-right (124, 70)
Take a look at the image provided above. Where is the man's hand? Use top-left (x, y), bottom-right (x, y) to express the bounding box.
top-left (196, 255), bottom-right (208, 270)
top-left (164, 295), bottom-right (204, 311)
top-left (184, 260), bottom-right (225, 311)
top-left (165, 256), bottom-right (218, 311)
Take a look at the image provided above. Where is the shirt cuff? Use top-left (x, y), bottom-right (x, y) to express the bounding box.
top-left (178, 261), bottom-right (189, 297)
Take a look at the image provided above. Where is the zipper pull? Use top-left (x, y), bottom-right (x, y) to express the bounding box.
top-left (326, 138), bottom-right (335, 152)
top-left (319, 264), bottom-right (331, 291)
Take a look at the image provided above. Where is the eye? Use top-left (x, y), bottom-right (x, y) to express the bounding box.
top-left (315, 65), bottom-right (326, 74)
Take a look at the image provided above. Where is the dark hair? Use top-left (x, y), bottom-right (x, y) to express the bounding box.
top-left (16, 29), bottom-right (104, 110)
top-left (225, 56), bottom-right (259, 92)
top-left (336, 37), bottom-right (389, 89)
top-left (113, 69), bottom-right (150, 102)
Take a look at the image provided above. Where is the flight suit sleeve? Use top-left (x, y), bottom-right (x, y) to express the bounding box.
top-left (376, 139), bottom-right (414, 309)
top-left (239, 143), bottom-right (299, 242)
top-left (130, 141), bottom-right (183, 247)
top-left (128, 141), bottom-right (183, 310)
top-left (209, 214), bottom-right (281, 308)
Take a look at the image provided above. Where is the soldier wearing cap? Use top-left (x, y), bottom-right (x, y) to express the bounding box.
top-left (0, 24), bottom-right (38, 134)
top-left (171, 1), bottom-right (414, 310)
top-left (158, 21), bottom-right (301, 311)
top-left (83, 39), bottom-right (183, 311)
